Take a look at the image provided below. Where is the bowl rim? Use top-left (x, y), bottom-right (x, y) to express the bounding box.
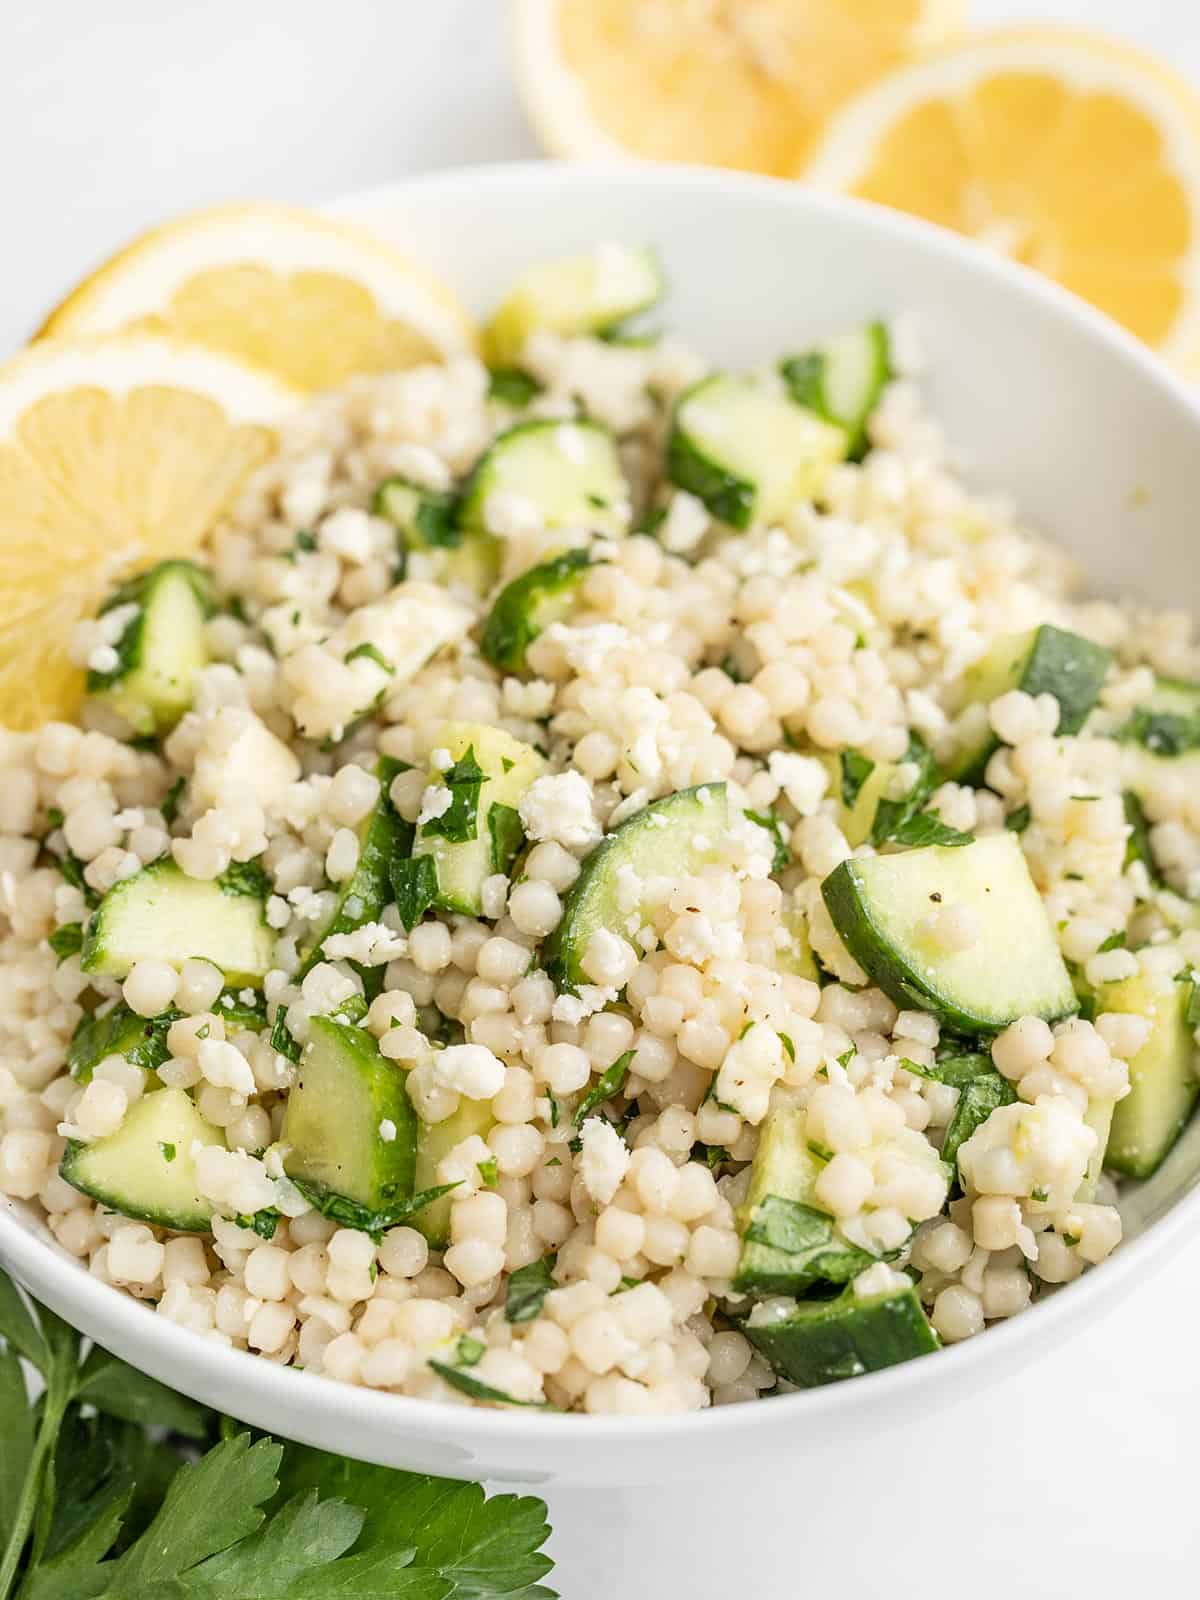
top-left (5, 157), bottom-right (1200, 1455)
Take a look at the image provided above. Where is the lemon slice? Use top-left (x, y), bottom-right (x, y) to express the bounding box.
top-left (39, 204), bottom-right (477, 392)
top-left (802, 27), bottom-right (1200, 367)
top-left (509, 0), bottom-right (965, 175)
top-left (0, 336), bottom-right (297, 730)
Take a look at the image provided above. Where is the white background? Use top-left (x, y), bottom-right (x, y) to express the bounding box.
top-left (3, 2), bottom-right (1198, 1595)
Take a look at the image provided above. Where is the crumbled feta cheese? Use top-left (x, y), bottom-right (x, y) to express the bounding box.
top-left (378, 1119), bottom-right (397, 1143)
top-left (556, 423), bottom-right (589, 464)
top-left (86, 643), bottom-right (120, 675)
top-left (431, 747), bottom-right (453, 772)
top-left (483, 489), bottom-right (544, 540)
top-left (191, 707), bottom-right (301, 813)
top-left (852, 1262), bottom-right (912, 1299)
top-left (518, 770), bottom-right (601, 850)
top-left (767, 751), bottom-right (828, 817)
top-left (579, 1116), bottom-right (630, 1206)
top-left (715, 1024), bottom-right (785, 1124)
top-left (957, 1095), bottom-right (1096, 1208)
top-left (659, 490), bottom-right (710, 553)
top-left (432, 1043), bottom-right (506, 1101)
top-left (418, 785), bottom-right (452, 826)
top-left (321, 922), bottom-right (408, 965)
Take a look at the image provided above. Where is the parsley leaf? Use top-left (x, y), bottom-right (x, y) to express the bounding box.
top-left (1005, 803), bottom-right (1031, 834)
top-left (840, 749), bottom-right (875, 810)
top-left (744, 810), bottom-right (789, 873)
top-left (389, 851), bottom-right (439, 932)
top-left (1097, 930), bottom-right (1127, 953)
top-left (573, 1050), bottom-right (635, 1126)
top-left (505, 1255), bottom-right (557, 1324)
top-left (868, 734), bottom-right (941, 847)
top-left (428, 1362), bottom-right (554, 1409)
top-left (487, 803), bottom-right (525, 876)
top-left (48, 924), bottom-right (83, 961)
top-left (159, 777), bottom-right (186, 826)
top-left (0, 1269), bottom-right (559, 1600)
top-left (883, 811), bottom-right (974, 848)
top-left (217, 860), bottom-right (272, 899)
top-left (343, 641), bottom-right (393, 674)
top-left (287, 1179), bottom-right (460, 1242)
top-left (420, 747), bottom-right (485, 844)
top-left (487, 367), bottom-right (542, 407)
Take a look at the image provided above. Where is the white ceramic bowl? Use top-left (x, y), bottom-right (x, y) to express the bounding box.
top-left (4, 162), bottom-right (1200, 1488)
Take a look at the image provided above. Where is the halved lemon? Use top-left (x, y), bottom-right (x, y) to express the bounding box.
top-left (509, 0), bottom-right (965, 176)
top-left (802, 28), bottom-right (1200, 368)
top-left (0, 336), bottom-right (297, 730)
top-left (39, 204), bottom-right (477, 392)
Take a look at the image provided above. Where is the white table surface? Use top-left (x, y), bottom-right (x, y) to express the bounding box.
top-left (3, 2), bottom-right (1198, 1594)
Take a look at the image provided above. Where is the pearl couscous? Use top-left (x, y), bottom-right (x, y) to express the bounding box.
top-left (3, 243), bottom-right (1199, 1414)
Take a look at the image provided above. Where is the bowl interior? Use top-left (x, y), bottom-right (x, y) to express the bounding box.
top-left (5, 163), bottom-right (1200, 1484)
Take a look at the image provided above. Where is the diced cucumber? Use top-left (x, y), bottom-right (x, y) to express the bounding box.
top-left (480, 548), bottom-right (592, 675)
top-left (297, 756), bottom-right (411, 975)
top-left (86, 560), bottom-right (215, 736)
top-left (1113, 676), bottom-right (1200, 821)
top-left (1101, 966), bottom-right (1198, 1178)
top-left (822, 833), bottom-right (1076, 1032)
top-left (282, 1016), bottom-right (416, 1213)
top-left (68, 1002), bottom-right (174, 1083)
top-left (59, 1087), bottom-right (225, 1232)
top-left (780, 322), bottom-right (891, 460)
top-left (80, 860), bottom-right (274, 984)
top-left (822, 751), bottom-right (904, 848)
top-left (1079, 1097), bottom-right (1115, 1200)
top-left (775, 905), bottom-right (820, 983)
top-left (950, 625), bottom-right (1111, 785)
top-left (745, 1281), bottom-right (938, 1388)
top-left (459, 419), bottom-right (629, 541)
top-left (735, 1108), bottom-right (891, 1295)
top-left (483, 244), bottom-right (664, 368)
top-left (543, 784), bottom-right (729, 990)
top-left (411, 723), bottom-right (544, 917)
top-left (412, 1095), bottom-right (496, 1248)
top-left (667, 373), bottom-right (848, 529)
top-left (372, 476), bottom-right (499, 597)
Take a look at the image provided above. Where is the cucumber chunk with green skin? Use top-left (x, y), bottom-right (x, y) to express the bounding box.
top-left (411, 722), bottom-right (544, 917)
top-left (69, 990), bottom-right (266, 1082)
top-left (483, 244), bottom-right (664, 368)
top-left (297, 756), bottom-right (412, 976)
top-left (780, 322), bottom-right (891, 461)
top-left (372, 476), bottom-right (499, 597)
top-left (282, 1016), bottom-right (416, 1212)
top-left (459, 419), bottom-right (629, 542)
top-left (744, 1281), bottom-right (938, 1388)
top-left (80, 860), bottom-right (274, 983)
top-left (412, 1095), bottom-right (496, 1248)
top-left (86, 560), bottom-right (216, 736)
top-left (667, 374), bottom-right (848, 529)
top-left (543, 783), bottom-right (729, 990)
top-left (1079, 1097), bottom-right (1116, 1200)
top-left (821, 833), bottom-right (1076, 1032)
top-left (1101, 966), bottom-right (1198, 1178)
top-left (67, 1002), bottom-right (175, 1083)
top-left (950, 625), bottom-right (1111, 785)
top-left (59, 1087), bottom-right (225, 1231)
top-left (480, 548), bottom-right (592, 675)
top-left (1110, 676), bottom-right (1200, 822)
top-left (734, 1108), bottom-right (899, 1295)
top-left (775, 905), bottom-right (820, 983)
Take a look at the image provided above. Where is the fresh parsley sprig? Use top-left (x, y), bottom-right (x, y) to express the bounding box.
top-left (0, 1269), bottom-right (557, 1599)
